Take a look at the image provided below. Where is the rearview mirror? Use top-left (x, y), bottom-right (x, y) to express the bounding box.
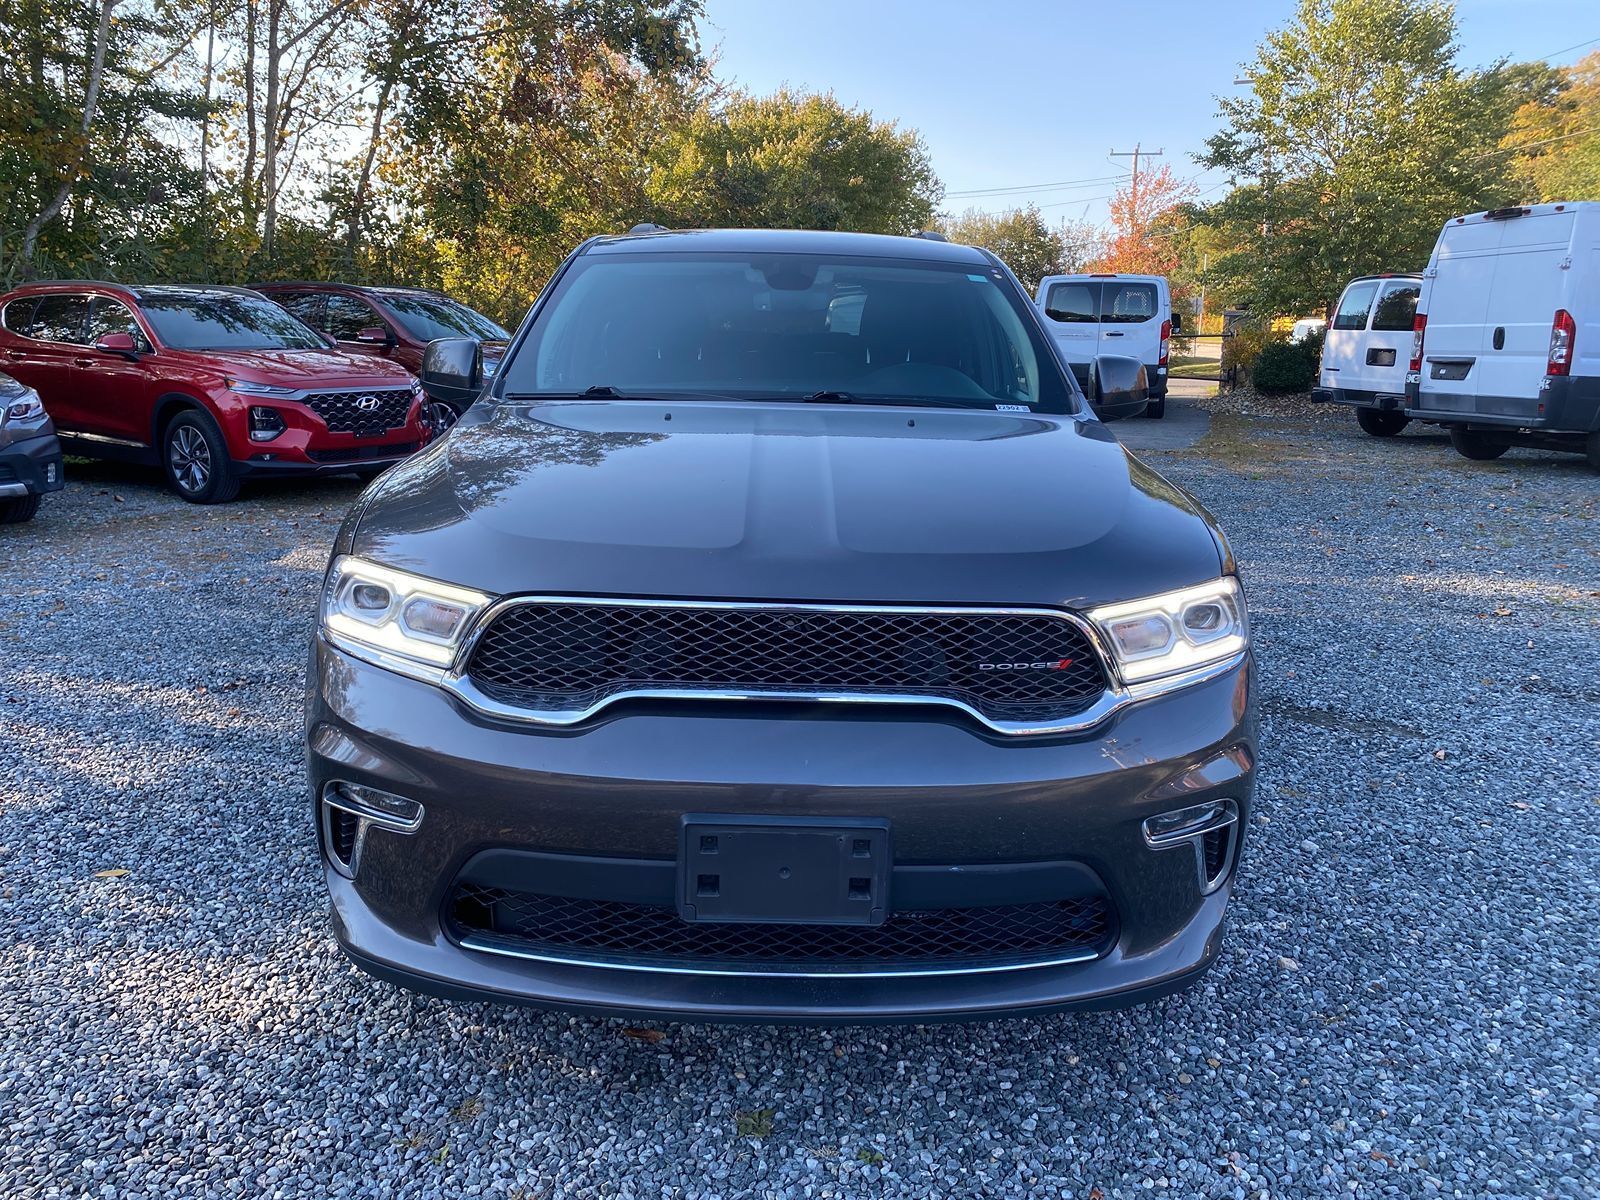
top-left (1170, 311), bottom-right (1182, 334)
top-left (356, 325), bottom-right (392, 345)
top-left (1085, 354), bottom-right (1149, 422)
top-left (420, 337), bottom-right (483, 409)
top-left (94, 332), bottom-right (139, 359)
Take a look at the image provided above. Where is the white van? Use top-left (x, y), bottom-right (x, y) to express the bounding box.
top-left (1312, 273), bottom-right (1422, 437)
top-left (1035, 273), bottom-right (1174, 418)
top-left (1407, 202), bottom-right (1600, 469)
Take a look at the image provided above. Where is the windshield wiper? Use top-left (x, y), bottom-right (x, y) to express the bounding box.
top-left (501, 386), bottom-right (736, 402)
top-left (803, 390), bottom-right (976, 409)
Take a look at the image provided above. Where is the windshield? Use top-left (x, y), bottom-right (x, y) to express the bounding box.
top-left (141, 293), bottom-right (326, 351)
top-left (381, 293), bottom-right (509, 342)
top-left (500, 251), bottom-right (1074, 412)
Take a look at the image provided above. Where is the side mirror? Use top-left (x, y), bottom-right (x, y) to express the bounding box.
top-left (1086, 354), bottom-right (1149, 422)
top-left (1170, 311), bottom-right (1183, 334)
top-left (420, 337), bottom-right (483, 409)
top-left (356, 325), bottom-right (392, 346)
top-left (95, 332), bottom-right (139, 360)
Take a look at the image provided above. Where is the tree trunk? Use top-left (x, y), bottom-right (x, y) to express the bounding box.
top-left (243, 0), bottom-right (259, 224)
top-left (346, 76), bottom-right (394, 262)
top-left (19, 0), bottom-right (119, 267)
top-left (262, 0), bottom-right (281, 266)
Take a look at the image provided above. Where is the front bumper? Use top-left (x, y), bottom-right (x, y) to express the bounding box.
top-left (236, 442), bottom-right (420, 477)
top-left (0, 430), bottom-right (65, 497)
top-left (307, 641), bottom-right (1256, 1021)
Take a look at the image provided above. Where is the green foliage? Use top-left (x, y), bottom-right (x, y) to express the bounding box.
top-left (1199, 0), bottom-right (1536, 316)
top-left (644, 90), bottom-right (940, 235)
top-left (1222, 320), bottom-right (1274, 379)
top-left (1252, 340), bottom-right (1318, 394)
top-left (939, 206), bottom-right (1068, 292)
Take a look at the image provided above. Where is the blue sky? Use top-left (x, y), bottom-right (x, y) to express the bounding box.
top-left (698, 0), bottom-right (1600, 224)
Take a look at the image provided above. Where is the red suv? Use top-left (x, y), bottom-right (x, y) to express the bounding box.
top-left (253, 283), bottom-right (510, 431)
top-left (0, 282), bottom-right (430, 503)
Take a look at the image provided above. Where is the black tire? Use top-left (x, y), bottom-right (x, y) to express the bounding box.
top-left (1356, 407), bottom-right (1410, 437)
top-left (1448, 426), bottom-right (1509, 462)
top-left (162, 409), bottom-right (241, 503)
top-left (0, 492), bottom-right (42, 523)
top-left (1586, 432), bottom-right (1600, 473)
top-left (1144, 395), bottom-right (1167, 419)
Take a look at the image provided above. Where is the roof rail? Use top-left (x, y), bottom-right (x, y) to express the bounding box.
top-left (913, 230), bottom-right (949, 242)
top-left (628, 222), bottom-right (669, 235)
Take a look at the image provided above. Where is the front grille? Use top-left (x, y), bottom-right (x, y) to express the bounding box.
top-left (465, 602), bottom-right (1108, 726)
top-left (304, 388), bottom-right (413, 437)
top-left (450, 884), bottom-right (1113, 970)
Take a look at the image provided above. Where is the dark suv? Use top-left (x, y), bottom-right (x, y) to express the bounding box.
top-left (0, 282), bottom-right (429, 503)
top-left (0, 370), bottom-right (65, 522)
top-left (253, 283), bottom-right (510, 431)
top-left (306, 228), bottom-right (1256, 1021)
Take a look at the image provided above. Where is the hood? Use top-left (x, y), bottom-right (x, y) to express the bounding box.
top-left (175, 347), bottom-right (415, 387)
top-left (350, 401), bottom-right (1225, 609)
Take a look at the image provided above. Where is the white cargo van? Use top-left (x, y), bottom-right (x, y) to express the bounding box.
top-left (1407, 202), bottom-right (1600, 469)
top-left (1313, 273), bottom-right (1422, 437)
top-left (1035, 273), bottom-right (1174, 418)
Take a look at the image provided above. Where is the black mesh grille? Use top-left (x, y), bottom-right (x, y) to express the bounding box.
top-left (1203, 826), bottom-right (1230, 882)
top-left (450, 884), bottom-right (1113, 968)
top-left (465, 603), bottom-right (1108, 723)
top-left (328, 808), bottom-right (361, 866)
top-left (305, 441), bottom-right (418, 463)
top-left (304, 388), bottom-right (413, 437)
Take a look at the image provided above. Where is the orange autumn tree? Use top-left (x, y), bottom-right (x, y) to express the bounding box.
top-left (1088, 163), bottom-right (1197, 276)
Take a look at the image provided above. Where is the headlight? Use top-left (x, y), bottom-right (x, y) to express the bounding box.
top-left (1, 387), bottom-right (45, 424)
top-left (225, 377), bottom-right (301, 397)
top-left (1086, 577), bottom-right (1248, 686)
top-left (320, 556), bottom-right (495, 680)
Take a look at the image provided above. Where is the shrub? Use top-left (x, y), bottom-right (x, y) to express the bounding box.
top-left (1252, 341), bottom-right (1318, 394)
top-left (1221, 320), bottom-right (1273, 382)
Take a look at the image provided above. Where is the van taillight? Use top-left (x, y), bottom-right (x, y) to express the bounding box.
top-left (1159, 318), bottom-right (1171, 366)
top-left (1547, 309), bottom-right (1576, 376)
top-left (1409, 313), bottom-right (1427, 373)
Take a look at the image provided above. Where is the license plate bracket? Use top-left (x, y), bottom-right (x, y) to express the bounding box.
top-left (678, 816), bottom-right (890, 926)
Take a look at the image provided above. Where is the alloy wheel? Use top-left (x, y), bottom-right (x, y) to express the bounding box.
top-left (169, 425), bottom-right (212, 494)
top-left (425, 400), bottom-right (459, 438)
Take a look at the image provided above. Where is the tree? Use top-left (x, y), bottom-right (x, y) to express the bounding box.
top-left (645, 90), bottom-right (941, 235)
top-left (1199, 0), bottom-right (1534, 315)
top-left (1089, 163), bottom-right (1196, 277)
top-left (1506, 50), bottom-right (1600, 202)
top-left (939, 206), bottom-right (1068, 292)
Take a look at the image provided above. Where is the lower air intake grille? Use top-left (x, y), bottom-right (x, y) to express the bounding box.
top-left (450, 884), bottom-right (1113, 969)
top-left (464, 601), bottom-right (1109, 727)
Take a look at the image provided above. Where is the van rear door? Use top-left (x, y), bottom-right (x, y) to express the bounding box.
top-left (1418, 218), bottom-right (1502, 412)
top-left (1473, 208), bottom-right (1576, 408)
top-left (1038, 278), bottom-right (1100, 368)
top-left (1322, 279), bottom-right (1379, 392)
top-left (1097, 278), bottom-right (1163, 370)
top-left (1348, 280), bottom-right (1418, 400)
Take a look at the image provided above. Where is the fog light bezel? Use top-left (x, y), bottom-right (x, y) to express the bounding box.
top-left (248, 405), bottom-right (287, 442)
top-left (1142, 798), bottom-right (1240, 895)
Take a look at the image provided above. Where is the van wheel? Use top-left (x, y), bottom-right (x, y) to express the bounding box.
top-left (1143, 396), bottom-right (1166, 419)
top-left (0, 493), bottom-right (42, 523)
top-left (1356, 408), bottom-right (1409, 437)
top-left (1448, 427), bottom-right (1509, 462)
top-left (163, 410), bottom-right (241, 503)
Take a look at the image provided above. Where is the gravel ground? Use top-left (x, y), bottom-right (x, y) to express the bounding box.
top-left (2, 422), bottom-right (1597, 1200)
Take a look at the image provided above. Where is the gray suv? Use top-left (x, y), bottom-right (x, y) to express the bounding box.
top-left (305, 228), bottom-right (1256, 1021)
top-left (0, 370), bottom-right (64, 522)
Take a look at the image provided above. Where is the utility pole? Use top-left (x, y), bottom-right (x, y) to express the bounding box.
top-left (1109, 144), bottom-right (1164, 213)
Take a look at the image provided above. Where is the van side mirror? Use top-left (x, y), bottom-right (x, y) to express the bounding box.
top-left (1170, 311), bottom-right (1182, 334)
top-left (1086, 354), bottom-right (1149, 422)
top-left (94, 332), bottom-right (139, 360)
top-left (420, 337), bottom-right (483, 409)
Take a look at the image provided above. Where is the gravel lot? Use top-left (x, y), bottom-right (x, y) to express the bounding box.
top-left (2, 410), bottom-right (1597, 1199)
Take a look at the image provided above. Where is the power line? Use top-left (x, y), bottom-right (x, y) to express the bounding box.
top-left (1536, 35), bottom-right (1600, 61)
top-left (945, 172), bottom-right (1129, 199)
top-left (1109, 144), bottom-right (1163, 212)
top-left (1467, 124), bottom-right (1600, 160)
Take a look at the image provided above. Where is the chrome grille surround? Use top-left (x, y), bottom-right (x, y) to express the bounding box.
top-left (434, 597), bottom-right (1164, 736)
top-left (303, 387), bottom-right (414, 437)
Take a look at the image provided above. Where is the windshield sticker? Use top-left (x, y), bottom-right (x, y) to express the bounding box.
top-left (995, 404), bottom-right (1030, 411)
